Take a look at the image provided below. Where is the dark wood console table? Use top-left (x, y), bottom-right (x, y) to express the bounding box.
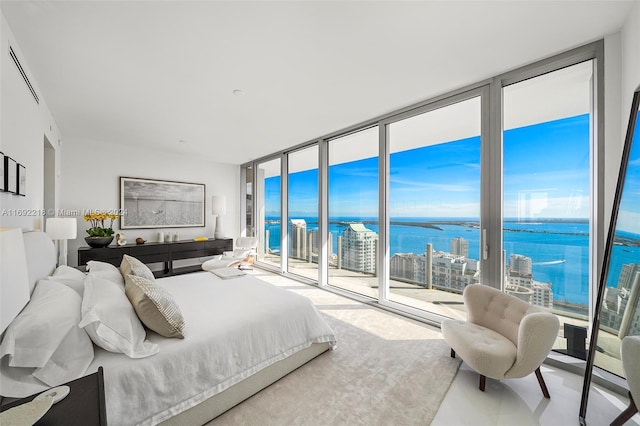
top-left (78, 238), bottom-right (233, 277)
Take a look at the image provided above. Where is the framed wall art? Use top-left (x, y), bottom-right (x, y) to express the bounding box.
top-left (120, 177), bottom-right (205, 229)
top-left (17, 163), bottom-right (26, 196)
top-left (4, 156), bottom-right (17, 194)
top-left (0, 152), bottom-right (4, 192)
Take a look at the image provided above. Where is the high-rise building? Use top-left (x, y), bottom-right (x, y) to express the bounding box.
top-left (289, 219), bottom-right (307, 259)
top-left (390, 253), bottom-right (425, 284)
top-left (306, 229), bottom-right (332, 264)
top-left (341, 223), bottom-right (378, 274)
top-left (504, 254), bottom-right (553, 308)
top-left (450, 237), bottom-right (469, 257)
top-left (600, 264), bottom-right (640, 338)
top-left (431, 251), bottom-right (480, 292)
top-left (532, 281), bottom-right (553, 308)
top-left (510, 254), bottom-right (532, 276)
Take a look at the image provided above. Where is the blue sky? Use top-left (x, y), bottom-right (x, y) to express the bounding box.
top-left (267, 114), bottom-right (612, 222)
top-left (616, 110), bottom-right (640, 234)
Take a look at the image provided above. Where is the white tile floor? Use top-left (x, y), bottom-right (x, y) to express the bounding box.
top-left (255, 268), bottom-right (638, 426)
top-left (432, 362), bottom-right (639, 426)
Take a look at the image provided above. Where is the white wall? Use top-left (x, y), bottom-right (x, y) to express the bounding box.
top-left (60, 137), bottom-right (240, 266)
top-left (601, 2), bottom-right (640, 228)
top-left (0, 13), bottom-right (62, 230)
top-left (622, 1), bottom-right (640, 119)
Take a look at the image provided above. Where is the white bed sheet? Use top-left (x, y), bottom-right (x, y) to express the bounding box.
top-left (85, 271), bottom-right (336, 426)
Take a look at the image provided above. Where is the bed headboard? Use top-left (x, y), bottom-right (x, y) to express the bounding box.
top-left (22, 231), bottom-right (56, 294)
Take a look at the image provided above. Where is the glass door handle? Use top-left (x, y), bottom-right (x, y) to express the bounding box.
top-left (482, 228), bottom-right (489, 260)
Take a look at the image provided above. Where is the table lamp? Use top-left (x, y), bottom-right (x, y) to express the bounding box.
top-left (46, 217), bottom-right (77, 266)
top-left (212, 195), bottom-right (227, 239)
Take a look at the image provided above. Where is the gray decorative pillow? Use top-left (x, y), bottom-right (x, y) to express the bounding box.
top-left (124, 274), bottom-right (185, 339)
top-left (121, 254), bottom-right (155, 282)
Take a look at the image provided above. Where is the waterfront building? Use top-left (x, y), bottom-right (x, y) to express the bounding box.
top-left (505, 283), bottom-right (534, 303)
top-left (510, 254), bottom-right (533, 276)
top-left (505, 254), bottom-right (553, 308)
top-left (532, 281), bottom-right (553, 308)
top-left (341, 223), bottom-right (378, 274)
top-left (303, 229), bottom-right (333, 264)
top-left (600, 264), bottom-right (640, 337)
top-left (390, 246), bottom-right (480, 291)
top-left (390, 253), bottom-right (426, 284)
top-left (450, 237), bottom-right (469, 257)
top-left (290, 219), bottom-right (307, 260)
top-left (431, 251), bottom-right (480, 292)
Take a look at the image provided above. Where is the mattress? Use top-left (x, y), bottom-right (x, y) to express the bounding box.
top-left (84, 271), bottom-right (336, 426)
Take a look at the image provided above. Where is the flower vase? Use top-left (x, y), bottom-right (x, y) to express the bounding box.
top-left (85, 236), bottom-right (114, 248)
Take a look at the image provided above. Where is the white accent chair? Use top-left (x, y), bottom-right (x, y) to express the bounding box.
top-left (611, 335), bottom-right (640, 426)
top-left (441, 284), bottom-right (559, 397)
top-left (201, 237), bottom-right (259, 271)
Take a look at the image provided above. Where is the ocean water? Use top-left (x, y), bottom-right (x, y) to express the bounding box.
top-left (265, 217), bottom-right (640, 307)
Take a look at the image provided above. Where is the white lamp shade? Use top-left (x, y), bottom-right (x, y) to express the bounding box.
top-left (212, 195), bottom-right (227, 216)
top-left (0, 228), bottom-right (30, 333)
top-left (46, 217), bottom-right (78, 240)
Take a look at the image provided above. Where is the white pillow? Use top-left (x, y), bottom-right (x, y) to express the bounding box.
top-left (201, 255), bottom-right (223, 271)
top-left (125, 275), bottom-right (185, 339)
top-left (86, 260), bottom-right (125, 288)
top-left (79, 275), bottom-right (158, 358)
top-left (120, 254), bottom-right (155, 282)
top-left (222, 249), bottom-right (250, 259)
top-left (47, 265), bottom-right (86, 296)
top-left (233, 249), bottom-right (251, 258)
top-left (0, 280), bottom-right (94, 397)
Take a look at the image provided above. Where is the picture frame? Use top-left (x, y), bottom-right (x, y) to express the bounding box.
top-left (4, 156), bottom-right (17, 194)
top-left (0, 152), bottom-right (4, 192)
top-left (120, 177), bottom-right (205, 229)
top-left (17, 163), bottom-right (26, 196)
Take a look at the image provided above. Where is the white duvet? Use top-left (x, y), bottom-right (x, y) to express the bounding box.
top-left (85, 271), bottom-right (336, 426)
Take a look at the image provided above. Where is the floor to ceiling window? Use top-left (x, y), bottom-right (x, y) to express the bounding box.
top-left (256, 157), bottom-right (281, 268)
top-left (244, 165), bottom-right (254, 237)
top-left (241, 42), bottom-right (603, 364)
top-left (327, 127), bottom-right (379, 298)
top-left (287, 145), bottom-right (319, 280)
top-left (385, 96), bottom-right (482, 318)
top-left (502, 60), bottom-right (594, 353)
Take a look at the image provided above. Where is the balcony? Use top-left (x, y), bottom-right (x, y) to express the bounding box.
top-left (260, 253), bottom-right (626, 377)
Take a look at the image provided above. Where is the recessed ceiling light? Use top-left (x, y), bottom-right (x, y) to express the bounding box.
top-left (233, 89), bottom-right (245, 96)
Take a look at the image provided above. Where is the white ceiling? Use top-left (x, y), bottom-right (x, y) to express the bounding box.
top-left (1, 1), bottom-right (635, 165)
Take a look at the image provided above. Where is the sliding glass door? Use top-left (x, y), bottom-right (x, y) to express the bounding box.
top-left (385, 96), bottom-right (482, 318)
top-left (241, 43), bottom-right (602, 356)
top-left (502, 60), bottom-right (595, 353)
top-left (255, 157), bottom-right (281, 268)
top-left (287, 145), bottom-right (319, 280)
top-left (327, 127), bottom-right (379, 298)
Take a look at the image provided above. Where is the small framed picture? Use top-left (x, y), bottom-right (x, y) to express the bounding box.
top-left (17, 163), bottom-right (26, 196)
top-left (0, 152), bottom-right (4, 192)
top-left (5, 156), bottom-right (17, 194)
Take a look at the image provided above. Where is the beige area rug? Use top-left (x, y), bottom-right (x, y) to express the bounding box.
top-left (209, 271), bottom-right (461, 426)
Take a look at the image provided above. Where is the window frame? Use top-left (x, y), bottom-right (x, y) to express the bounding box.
top-left (240, 39), bottom-right (604, 331)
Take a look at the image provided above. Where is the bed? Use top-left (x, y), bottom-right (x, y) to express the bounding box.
top-left (0, 231), bottom-right (336, 425)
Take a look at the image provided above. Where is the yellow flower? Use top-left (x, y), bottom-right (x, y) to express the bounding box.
top-left (83, 210), bottom-right (119, 238)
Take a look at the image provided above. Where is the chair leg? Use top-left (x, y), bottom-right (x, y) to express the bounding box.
top-left (479, 375), bottom-right (486, 391)
top-left (535, 367), bottom-right (551, 398)
top-left (450, 348), bottom-right (456, 358)
top-left (610, 392), bottom-right (638, 426)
